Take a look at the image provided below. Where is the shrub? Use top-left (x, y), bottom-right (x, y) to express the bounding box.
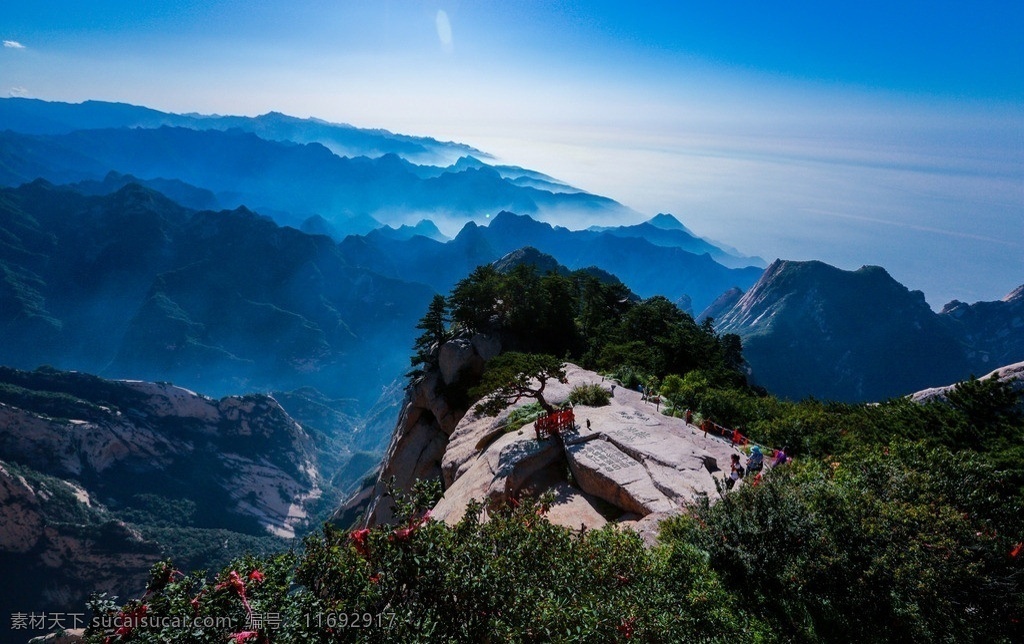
top-left (567, 384), bottom-right (611, 407)
top-left (604, 364), bottom-right (651, 390)
top-left (661, 443), bottom-right (1024, 643)
top-left (83, 494), bottom-right (760, 643)
top-left (502, 402), bottom-right (546, 432)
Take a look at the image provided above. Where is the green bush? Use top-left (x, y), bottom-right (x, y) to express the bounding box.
top-left (82, 494), bottom-right (760, 643)
top-left (603, 364), bottom-right (650, 391)
top-left (502, 402), bottom-right (546, 432)
top-left (661, 443), bottom-right (1023, 643)
top-left (567, 384), bottom-right (611, 407)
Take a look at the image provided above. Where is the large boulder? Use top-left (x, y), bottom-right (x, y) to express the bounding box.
top-left (359, 334), bottom-right (501, 526)
top-left (565, 437), bottom-right (675, 515)
top-left (432, 428), bottom-right (564, 525)
top-left (427, 363), bottom-right (748, 531)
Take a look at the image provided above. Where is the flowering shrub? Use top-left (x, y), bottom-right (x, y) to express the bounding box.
top-left (81, 493), bottom-right (754, 643)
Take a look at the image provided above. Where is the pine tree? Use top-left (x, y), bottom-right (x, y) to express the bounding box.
top-left (469, 352), bottom-right (567, 416)
top-left (408, 294), bottom-right (449, 376)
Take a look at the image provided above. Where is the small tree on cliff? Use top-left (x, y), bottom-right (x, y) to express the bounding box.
top-left (470, 352), bottom-right (567, 417)
top-left (408, 294), bottom-right (450, 377)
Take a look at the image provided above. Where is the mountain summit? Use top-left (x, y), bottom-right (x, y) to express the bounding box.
top-left (0, 97), bottom-right (637, 235)
top-left (711, 259), bottom-right (965, 401)
top-left (709, 260), bottom-right (1022, 401)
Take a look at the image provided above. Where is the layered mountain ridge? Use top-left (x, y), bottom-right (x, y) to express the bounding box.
top-left (0, 98), bottom-right (638, 236)
top-left (0, 97), bottom-right (483, 164)
top-left (705, 259), bottom-right (1024, 401)
top-left (341, 210), bottom-right (764, 313)
top-left (0, 179), bottom-right (434, 405)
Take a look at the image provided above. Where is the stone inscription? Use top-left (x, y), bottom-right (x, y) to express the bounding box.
top-left (581, 441), bottom-right (635, 472)
top-left (610, 425), bottom-right (651, 442)
top-left (615, 409), bottom-right (660, 427)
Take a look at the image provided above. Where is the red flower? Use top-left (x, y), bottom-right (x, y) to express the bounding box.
top-left (1011, 542), bottom-right (1023, 559)
top-left (369, 573), bottom-right (381, 584)
top-left (247, 569), bottom-right (265, 583)
top-left (617, 616), bottom-right (636, 639)
top-left (389, 513), bottom-right (430, 542)
top-left (230, 631), bottom-right (259, 644)
top-left (391, 525), bottom-right (415, 542)
top-left (350, 528), bottom-right (372, 557)
top-left (215, 570), bottom-right (252, 616)
top-left (114, 603), bottom-right (148, 637)
top-left (215, 570), bottom-right (245, 594)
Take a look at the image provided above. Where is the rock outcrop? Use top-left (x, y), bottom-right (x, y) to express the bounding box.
top-left (356, 333), bottom-right (501, 526)
top-left (0, 367), bottom-right (322, 538)
top-left (355, 353), bottom-right (753, 533)
top-left (909, 361), bottom-right (1024, 405)
top-left (430, 364), bottom-right (746, 531)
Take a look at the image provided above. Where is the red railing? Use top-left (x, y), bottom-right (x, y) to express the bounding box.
top-left (534, 408), bottom-right (575, 437)
top-left (699, 418), bottom-right (788, 463)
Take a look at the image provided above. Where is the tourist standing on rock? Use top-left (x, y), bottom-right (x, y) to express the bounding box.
top-left (728, 454), bottom-right (745, 489)
top-left (747, 445), bottom-right (765, 476)
top-left (774, 446), bottom-right (790, 466)
top-left (610, 384), bottom-right (616, 397)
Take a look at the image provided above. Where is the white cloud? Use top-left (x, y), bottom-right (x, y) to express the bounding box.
top-left (3, 40), bottom-right (26, 49)
top-left (435, 10), bottom-right (453, 53)
top-left (8, 87), bottom-right (28, 97)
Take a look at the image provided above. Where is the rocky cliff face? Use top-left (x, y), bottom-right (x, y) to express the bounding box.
top-left (351, 352), bottom-right (754, 537)
top-left (351, 333), bottom-right (501, 526)
top-left (706, 260), bottom-right (1018, 402)
top-left (0, 367), bottom-right (321, 538)
top-left (0, 366), bottom-right (333, 618)
top-left (0, 459), bottom-right (161, 617)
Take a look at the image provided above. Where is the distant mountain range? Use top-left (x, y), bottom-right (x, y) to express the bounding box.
top-left (0, 97), bottom-right (483, 164)
top-left (340, 210), bottom-right (764, 313)
top-left (705, 260), bottom-right (1024, 402)
top-left (0, 179), bottom-right (434, 405)
top-left (1, 97), bottom-right (1018, 408)
top-left (0, 98), bottom-right (637, 236)
top-left (4, 172), bottom-right (1016, 409)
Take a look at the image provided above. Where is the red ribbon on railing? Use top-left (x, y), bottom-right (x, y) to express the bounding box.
top-left (535, 408), bottom-right (575, 435)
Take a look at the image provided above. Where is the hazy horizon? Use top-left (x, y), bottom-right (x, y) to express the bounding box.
top-left (2, 1), bottom-right (1021, 308)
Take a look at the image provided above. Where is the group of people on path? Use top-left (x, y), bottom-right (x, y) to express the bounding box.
top-left (727, 445), bottom-right (790, 489)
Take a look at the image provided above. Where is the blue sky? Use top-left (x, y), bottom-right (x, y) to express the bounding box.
top-left (2, 1), bottom-right (1022, 306)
